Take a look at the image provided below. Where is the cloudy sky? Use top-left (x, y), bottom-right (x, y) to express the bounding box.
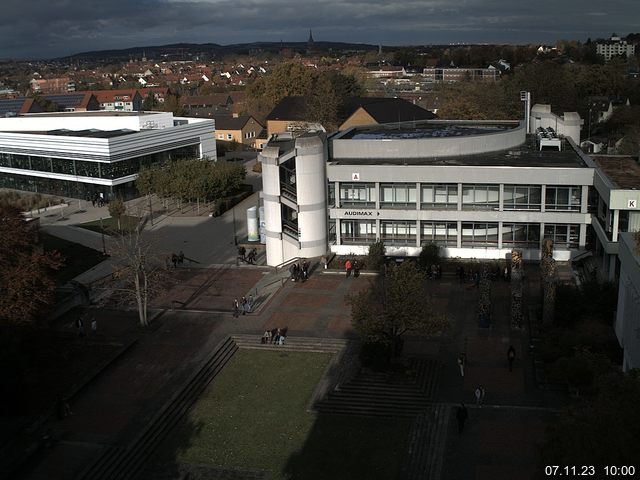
top-left (1, 0), bottom-right (638, 59)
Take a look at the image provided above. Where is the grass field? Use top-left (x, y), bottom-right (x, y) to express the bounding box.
top-left (41, 232), bottom-right (107, 283)
top-left (156, 349), bottom-right (411, 480)
top-left (77, 214), bottom-right (139, 235)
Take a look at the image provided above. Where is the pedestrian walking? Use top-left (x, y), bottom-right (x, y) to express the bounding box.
top-left (241, 296), bottom-right (247, 315)
top-left (507, 345), bottom-right (516, 372)
top-left (345, 259), bottom-right (352, 277)
top-left (172, 253), bottom-right (178, 268)
top-left (91, 318), bottom-right (97, 335)
top-left (247, 294), bottom-right (254, 313)
top-left (456, 403), bottom-right (468, 433)
top-left (475, 385), bottom-right (485, 406)
top-left (457, 354), bottom-right (466, 377)
top-left (178, 250), bottom-right (185, 265)
top-left (76, 317), bottom-right (85, 338)
top-left (233, 298), bottom-right (240, 317)
top-left (353, 260), bottom-right (360, 278)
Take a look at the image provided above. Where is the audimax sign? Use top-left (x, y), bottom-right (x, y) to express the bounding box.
top-left (343, 211), bottom-right (379, 216)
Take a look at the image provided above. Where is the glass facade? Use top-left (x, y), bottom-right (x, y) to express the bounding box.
top-left (341, 220), bottom-right (376, 244)
top-left (544, 224), bottom-right (580, 248)
top-left (380, 183), bottom-right (416, 209)
top-left (339, 183), bottom-right (376, 208)
top-left (461, 222), bottom-right (499, 247)
top-left (380, 220), bottom-right (417, 245)
top-left (545, 186), bottom-right (581, 211)
top-left (503, 185), bottom-right (541, 210)
top-left (0, 145), bottom-right (199, 200)
top-left (421, 184), bottom-right (458, 209)
top-left (502, 223), bottom-right (540, 248)
top-left (461, 184), bottom-right (500, 211)
top-left (421, 222), bottom-right (458, 246)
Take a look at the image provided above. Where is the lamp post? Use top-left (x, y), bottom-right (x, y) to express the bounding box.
top-left (588, 108), bottom-right (592, 142)
top-left (99, 217), bottom-right (106, 255)
top-left (232, 206), bottom-right (238, 246)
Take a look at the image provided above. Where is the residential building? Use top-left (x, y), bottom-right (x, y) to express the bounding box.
top-left (422, 66), bottom-right (500, 82)
top-left (0, 111), bottom-right (216, 200)
top-left (0, 93), bottom-right (100, 116)
top-left (30, 77), bottom-right (76, 94)
top-left (214, 114), bottom-right (263, 146)
top-left (92, 89), bottom-right (143, 112)
top-left (596, 36), bottom-right (636, 61)
top-left (265, 96), bottom-right (435, 137)
top-left (260, 116), bottom-right (593, 267)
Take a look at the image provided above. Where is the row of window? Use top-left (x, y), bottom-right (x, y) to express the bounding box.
top-left (336, 183), bottom-right (582, 212)
top-left (338, 220), bottom-right (580, 248)
top-left (0, 146), bottom-right (199, 180)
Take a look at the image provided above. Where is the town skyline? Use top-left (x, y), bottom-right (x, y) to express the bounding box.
top-left (1, 0), bottom-right (638, 60)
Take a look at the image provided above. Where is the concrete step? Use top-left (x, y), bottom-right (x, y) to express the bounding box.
top-left (77, 336), bottom-right (239, 480)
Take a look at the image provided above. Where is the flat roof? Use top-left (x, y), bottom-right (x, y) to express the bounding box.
top-left (330, 135), bottom-right (588, 168)
top-left (15, 129), bottom-right (138, 139)
top-left (20, 111), bottom-right (155, 118)
top-left (592, 156), bottom-right (640, 190)
top-left (342, 121), bottom-right (517, 140)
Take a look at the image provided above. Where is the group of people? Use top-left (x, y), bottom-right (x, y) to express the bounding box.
top-left (290, 259), bottom-right (310, 282)
top-left (261, 327), bottom-right (287, 345)
top-left (427, 264), bottom-right (442, 280)
top-left (166, 251), bottom-right (185, 269)
top-left (238, 246), bottom-right (258, 264)
top-left (89, 192), bottom-right (106, 208)
top-left (344, 259), bottom-right (360, 277)
top-left (233, 295), bottom-right (254, 317)
top-left (454, 345), bottom-right (518, 433)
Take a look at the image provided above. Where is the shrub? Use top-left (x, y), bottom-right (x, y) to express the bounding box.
top-left (418, 242), bottom-right (440, 272)
top-left (366, 241), bottom-right (386, 272)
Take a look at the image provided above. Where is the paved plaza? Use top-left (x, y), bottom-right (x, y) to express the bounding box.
top-left (11, 260), bottom-right (565, 480)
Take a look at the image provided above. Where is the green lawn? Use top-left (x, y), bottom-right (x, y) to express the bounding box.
top-left (157, 350), bottom-right (411, 480)
top-left (76, 214), bottom-right (139, 235)
top-left (41, 232), bottom-right (107, 283)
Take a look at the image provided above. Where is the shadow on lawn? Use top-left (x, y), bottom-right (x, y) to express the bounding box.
top-left (282, 413), bottom-right (411, 480)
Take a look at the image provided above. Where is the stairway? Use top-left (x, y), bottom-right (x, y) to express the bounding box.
top-left (75, 337), bottom-right (239, 480)
top-left (402, 404), bottom-right (450, 480)
top-left (231, 333), bottom-right (348, 354)
top-left (314, 358), bottom-right (441, 418)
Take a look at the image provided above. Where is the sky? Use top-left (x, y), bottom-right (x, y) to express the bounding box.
top-left (1, 0), bottom-right (639, 60)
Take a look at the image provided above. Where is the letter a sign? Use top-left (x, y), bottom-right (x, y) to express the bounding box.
top-left (352, 173), bottom-right (360, 181)
top-left (629, 199), bottom-right (637, 209)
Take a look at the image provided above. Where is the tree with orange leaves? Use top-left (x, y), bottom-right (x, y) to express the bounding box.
top-left (0, 205), bottom-right (62, 325)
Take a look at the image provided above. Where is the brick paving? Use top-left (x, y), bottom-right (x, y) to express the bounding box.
top-left (16, 263), bottom-right (568, 480)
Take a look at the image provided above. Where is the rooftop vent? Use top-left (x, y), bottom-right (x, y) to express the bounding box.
top-left (536, 127), bottom-right (562, 151)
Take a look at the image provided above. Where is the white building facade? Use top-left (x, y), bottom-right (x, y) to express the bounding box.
top-left (260, 119), bottom-right (594, 266)
top-left (615, 232), bottom-right (640, 372)
top-left (0, 111), bottom-right (216, 200)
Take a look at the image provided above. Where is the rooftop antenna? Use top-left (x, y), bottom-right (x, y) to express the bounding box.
top-left (520, 91), bottom-right (531, 134)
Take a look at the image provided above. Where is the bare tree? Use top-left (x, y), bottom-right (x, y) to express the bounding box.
top-left (110, 218), bottom-right (167, 326)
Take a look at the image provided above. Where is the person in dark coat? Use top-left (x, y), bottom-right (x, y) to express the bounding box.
top-left (507, 345), bottom-right (516, 372)
top-left (456, 403), bottom-right (468, 433)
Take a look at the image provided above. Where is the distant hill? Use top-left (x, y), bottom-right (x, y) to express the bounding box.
top-left (58, 41), bottom-right (380, 62)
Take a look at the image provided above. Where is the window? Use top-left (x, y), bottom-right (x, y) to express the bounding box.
top-left (341, 220), bottom-right (376, 244)
top-left (380, 183), bottom-right (416, 209)
top-left (462, 184), bottom-right (499, 210)
top-left (327, 182), bottom-right (336, 208)
top-left (502, 223), bottom-right (540, 248)
top-left (227, 134), bottom-right (233, 140)
top-left (545, 186), bottom-right (581, 211)
top-left (421, 183), bottom-right (458, 209)
top-left (544, 224), bottom-right (579, 248)
top-left (503, 185), bottom-right (541, 210)
top-left (281, 204), bottom-right (298, 238)
top-left (218, 134), bottom-right (224, 139)
top-left (461, 222), bottom-right (499, 247)
top-left (380, 221), bottom-right (416, 245)
top-left (421, 222), bottom-right (457, 246)
top-left (339, 183), bottom-right (376, 208)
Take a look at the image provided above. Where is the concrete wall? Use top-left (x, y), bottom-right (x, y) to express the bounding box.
top-left (332, 122), bottom-right (525, 159)
top-left (529, 104), bottom-right (582, 145)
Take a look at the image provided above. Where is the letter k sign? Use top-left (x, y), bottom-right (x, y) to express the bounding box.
top-left (629, 199), bottom-right (637, 209)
